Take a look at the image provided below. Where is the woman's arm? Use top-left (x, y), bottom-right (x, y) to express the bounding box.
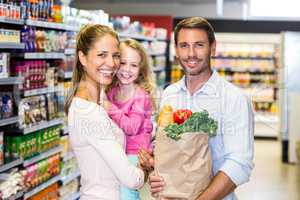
top-left (82, 110), bottom-right (145, 189)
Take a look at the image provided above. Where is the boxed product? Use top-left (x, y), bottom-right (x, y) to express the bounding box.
top-left (0, 53), bottom-right (10, 78)
top-left (19, 95), bottom-right (49, 129)
top-left (0, 92), bottom-right (14, 119)
top-left (23, 154), bottom-right (60, 190)
top-left (0, 169), bottom-right (24, 199)
top-left (59, 179), bottom-right (79, 199)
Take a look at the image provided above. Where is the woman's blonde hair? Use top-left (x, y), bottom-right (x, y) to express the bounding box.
top-left (113, 39), bottom-right (157, 111)
top-left (64, 24), bottom-right (119, 114)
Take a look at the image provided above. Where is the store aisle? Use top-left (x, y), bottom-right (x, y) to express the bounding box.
top-left (236, 140), bottom-right (300, 200)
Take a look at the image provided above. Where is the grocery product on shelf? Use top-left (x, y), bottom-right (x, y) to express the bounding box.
top-left (59, 178), bottom-right (79, 200)
top-left (25, 0), bottom-right (59, 22)
top-left (4, 125), bottom-right (60, 160)
top-left (28, 182), bottom-right (59, 200)
top-left (0, 1), bottom-right (23, 20)
top-left (0, 53), bottom-right (10, 78)
top-left (22, 154), bottom-right (60, 190)
top-left (0, 29), bottom-right (20, 43)
top-left (21, 26), bottom-right (66, 53)
top-left (60, 135), bottom-right (72, 155)
top-left (0, 169), bottom-right (24, 199)
top-left (0, 92), bottom-right (14, 119)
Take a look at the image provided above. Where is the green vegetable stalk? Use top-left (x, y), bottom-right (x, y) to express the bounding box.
top-left (164, 110), bottom-right (218, 141)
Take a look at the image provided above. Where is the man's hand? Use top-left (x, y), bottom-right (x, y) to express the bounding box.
top-left (149, 173), bottom-right (165, 198)
top-left (138, 148), bottom-right (154, 171)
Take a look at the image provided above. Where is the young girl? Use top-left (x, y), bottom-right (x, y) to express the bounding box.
top-left (101, 39), bottom-right (156, 200)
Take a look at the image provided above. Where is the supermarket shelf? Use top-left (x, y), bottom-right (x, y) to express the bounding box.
top-left (23, 86), bottom-right (62, 97)
top-left (0, 77), bottom-right (23, 85)
top-left (0, 42), bottom-right (25, 49)
top-left (65, 48), bottom-right (76, 55)
top-left (255, 113), bottom-right (279, 124)
top-left (148, 52), bottom-right (166, 56)
top-left (23, 146), bottom-right (63, 167)
top-left (24, 52), bottom-right (65, 59)
top-left (24, 175), bottom-right (61, 199)
top-left (215, 67), bottom-right (276, 73)
top-left (22, 118), bottom-right (64, 135)
top-left (119, 32), bottom-right (157, 41)
top-left (213, 56), bottom-right (275, 60)
top-left (153, 66), bottom-right (166, 72)
top-left (26, 20), bottom-right (79, 31)
top-left (0, 158), bottom-right (23, 173)
top-left (0, 116), bottom-right (19, 127)
top-left (0, 17), bottom-right (24, 25)
top-left (60, 170), bottom-right (81, 185)
top-left (62, 191), bottom-right (80, 200)
top-left (62, 151), bottom-right (75, 162)
top-left (59, 71), bottom-right (73, 79)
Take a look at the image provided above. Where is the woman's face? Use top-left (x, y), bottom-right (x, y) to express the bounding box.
top-left (117, 45), bottom-right (141, 85)
top-left (79, 34), bottom-right (120, 86)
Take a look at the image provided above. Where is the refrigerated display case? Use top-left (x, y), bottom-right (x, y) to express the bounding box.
top-left (279, 31), bottom-right (300, 164)
top-left (213, 33), bottom-right (281, 138)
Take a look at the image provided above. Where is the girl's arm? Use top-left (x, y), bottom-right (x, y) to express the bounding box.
top-left (106, 94), bottom-right (152, 136)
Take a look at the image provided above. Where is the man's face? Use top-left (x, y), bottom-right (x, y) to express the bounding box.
top-left (175, 28), bottom-right (215, 76)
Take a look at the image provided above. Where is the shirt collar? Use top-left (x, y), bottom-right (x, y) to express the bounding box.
top-left (176, 70), bottom-right (219, 96)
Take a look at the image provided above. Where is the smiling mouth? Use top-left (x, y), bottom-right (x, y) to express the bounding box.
top-left (98, 68), bottom-right (115, 77)
top-left (184, 59), bottom-right (201, 67)
top-left (117, 71), bottom-right (133, 79)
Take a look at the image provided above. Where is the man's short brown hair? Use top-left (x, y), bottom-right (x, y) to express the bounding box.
top-left (174, 17), bottom-right (215, 46)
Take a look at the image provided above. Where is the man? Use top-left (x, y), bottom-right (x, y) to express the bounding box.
top-left (139, 17), bottom-right (254, 200)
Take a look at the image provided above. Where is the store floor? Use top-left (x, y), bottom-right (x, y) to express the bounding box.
top-left (236, 140), bottom-right (300, 200)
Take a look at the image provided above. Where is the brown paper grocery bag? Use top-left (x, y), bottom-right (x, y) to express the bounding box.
top-left (154, 129), bottom-right (212, 200)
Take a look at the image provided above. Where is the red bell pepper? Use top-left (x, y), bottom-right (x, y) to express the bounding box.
top-left (173, 109), bottom-right (192, 125)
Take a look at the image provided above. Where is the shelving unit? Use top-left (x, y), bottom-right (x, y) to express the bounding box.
top-left (1, 3), bottom-right (84, 200)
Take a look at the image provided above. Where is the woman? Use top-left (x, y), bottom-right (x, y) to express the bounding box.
top-left (64, 24), bottom-right (147, 200)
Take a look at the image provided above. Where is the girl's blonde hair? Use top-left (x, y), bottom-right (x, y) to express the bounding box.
top-left (114, 39), bottom-right (157, 111)
top-left (64, 24), bottom-right (119, 114)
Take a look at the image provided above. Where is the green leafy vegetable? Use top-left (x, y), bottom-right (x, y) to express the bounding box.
top-left (164, 110), bottom-right (218, 141)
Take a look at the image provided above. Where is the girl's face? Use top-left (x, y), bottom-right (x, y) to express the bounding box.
top-left (117, 45), bottom-right (141, 85)
top-left (79, 34), bottom-right (120, 86)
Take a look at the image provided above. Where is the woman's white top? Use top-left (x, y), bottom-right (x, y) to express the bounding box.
top-left (68, 97), bottom-right (144, 200)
